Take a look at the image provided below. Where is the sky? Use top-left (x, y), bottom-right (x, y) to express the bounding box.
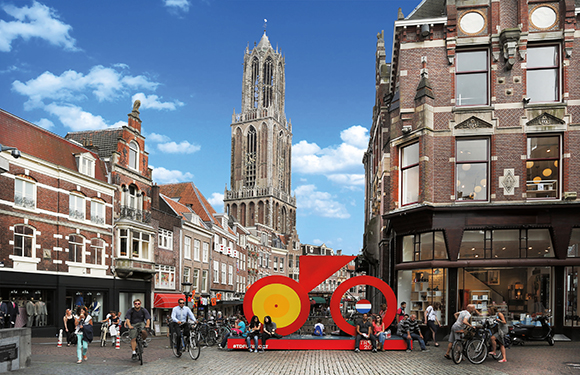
top-left (0, 0), bottom-right (420, 255)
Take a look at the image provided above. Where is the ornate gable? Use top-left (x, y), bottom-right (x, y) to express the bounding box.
top-left (454, 116), bottom-right (493, 129)
top-left (526, 112), bottom-right (565, 127)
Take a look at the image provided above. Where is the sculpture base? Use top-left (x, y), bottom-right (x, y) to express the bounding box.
top-left (227, 334), bottom-right (409, 351)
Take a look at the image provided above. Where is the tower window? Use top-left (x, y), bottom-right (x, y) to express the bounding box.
top-left (263, 57), bottom-right (274, 108)
top-left (245, 126), bottom-right (257, 188)
top-left (252, 57), bottom-right (260, 109)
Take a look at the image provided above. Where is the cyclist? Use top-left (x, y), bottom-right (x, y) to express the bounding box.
top-left (125, 299), bottom-right (151, 361)
top-left (444, 304), bottom-right (476, 360)
top-left (171, 298), bottom-right (197, 355)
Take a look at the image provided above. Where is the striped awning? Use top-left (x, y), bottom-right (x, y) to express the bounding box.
top-left (153, 293), bottom-right (183, 309)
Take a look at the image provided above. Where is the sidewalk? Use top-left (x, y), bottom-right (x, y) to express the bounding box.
top-left (11, 336), bottom-right (580, 375)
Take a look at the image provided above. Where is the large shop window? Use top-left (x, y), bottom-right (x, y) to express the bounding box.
top-left (459, 229), bottom-right (554, 259)
top-left (397, 269), bottom-right (447, 325)
top-left (1, 289), bottom-right (54, 327)
top-left (459, 267), bottom-right (551, 322)
top-left (67, 291), bottom-right (106, 322)
top-left (526, 135), bottom-right (560, 199)
top-left (401, 142), bottom-right (419, 206)
top-left (527, 45), bottom-right (559, 103)
top-left (565, 267), bottom-right (579, 326)
top-left (456, 138), bottom-right (488, 201)
top-left (568, 228), bottom-right (580, 257)
top-left (402, 231), bottom-right (448, 262)
top-left (455, 50), bottom-right (488, 106)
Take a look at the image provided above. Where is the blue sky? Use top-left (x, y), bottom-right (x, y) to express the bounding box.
top-left (0, 0), bottom-right (419, 255)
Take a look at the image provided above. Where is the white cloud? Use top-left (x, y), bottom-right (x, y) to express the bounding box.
top-left (158, 141), bottom-right (200, 154)
top-left (164, 0), bottom-right (191, 12)
top-left (36, 118), bottom-right (54, 129)
top-left (132, 93), bottom-right (184, 111)
top-left (340, 125), bottom-right (369, 148)
top-left (151, 166), bottom-right (194, 184)
top-left (12, 65), bottom-right (159, 108)
top-left (0, 1), bottom-right (77, 52)
top-left (207, 192), bottom-right (224, 210)
top-left (44, 103), bottom-right (124, 131)
top-left (146, 132), bottom-right (171, 143)
top-left (326, 174), bottom-right (365, 186)
top-left (294, 184), bottom-right (350, 219)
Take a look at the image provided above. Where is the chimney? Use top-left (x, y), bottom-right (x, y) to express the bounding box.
top-left (128, 100), bottom-right (142, 133)
top-left (151, 184), bottom-right (160, 209)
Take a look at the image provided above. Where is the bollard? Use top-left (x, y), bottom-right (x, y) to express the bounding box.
top-left (115, 335), bottom-right (120, 349)
top-left (57, 329), bottom-right (63, 347)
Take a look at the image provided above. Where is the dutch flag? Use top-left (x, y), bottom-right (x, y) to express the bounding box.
top-left (356, 299), bottom-right (372, 314)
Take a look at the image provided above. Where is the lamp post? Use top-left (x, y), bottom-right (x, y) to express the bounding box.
top-left (0, 144), bottom-right (21, 174)
top-left (182, 282), bottom-right (193, 308)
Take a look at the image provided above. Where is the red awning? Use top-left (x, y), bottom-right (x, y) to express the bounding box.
top-left (154, 293), bottom-right (183, 309)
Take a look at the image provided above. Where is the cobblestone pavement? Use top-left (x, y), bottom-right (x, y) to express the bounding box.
top-left (12, 336), bottom-right (580, 375)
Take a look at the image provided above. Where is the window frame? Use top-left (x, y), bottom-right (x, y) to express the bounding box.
top-left (129, 140), bottom-right (139, 171)
top-left (400, 142), bottom-right (420, 206)
top-left (12, 224), bottom-right (35, 258)
top-left (69, 193), bottom-right (86, 221)
top-left (90, 199), bottom-right (105, 225)
top-left (193, 239), bottom-right (201, 261)
top-left (14, 176), bottom-right (36, 210)
top-left (526, 134), bottom-right (560, 200)
top-left (202, 242), bottom-right (209, 263)
top-left (455, 49), bottom-right (489, 107)
top-left (455, 138), bottom-right (489, 202)
top-left (526, 44), bottom-right (560, 103)
top-left (184, 236), bottom-right (192, 259)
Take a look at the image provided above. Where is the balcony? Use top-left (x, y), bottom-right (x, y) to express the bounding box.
top-left (114, 258), bottom-right (155, 279)
top-left (118, 204), bottom-right (152, 223)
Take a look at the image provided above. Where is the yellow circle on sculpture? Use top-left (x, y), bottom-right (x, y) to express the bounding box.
top-left (542, 168), bottom-right (552, 177)
top-left (252, 284), bottom-right (301, 328)
top-left (533, 176), bottom-right (542, 184)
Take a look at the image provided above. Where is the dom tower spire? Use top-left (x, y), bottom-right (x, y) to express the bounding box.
top-left (225, 32), bottom-right (296, 237)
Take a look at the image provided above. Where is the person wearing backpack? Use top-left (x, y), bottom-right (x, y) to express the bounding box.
top-left (313, 318), bottom-right (324, 336)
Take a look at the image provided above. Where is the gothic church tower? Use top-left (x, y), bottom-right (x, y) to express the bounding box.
top-left (225, 32), bottom-right (296, 238)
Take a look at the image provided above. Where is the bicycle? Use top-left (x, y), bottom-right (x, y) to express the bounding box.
top-left (171, 322), bottom-right (200, 360)
top-left (464, 319), bottom-right (505, 364)
top-left (134, 328), bottom-right (145, 365)
top-left (451, 326), bottom-right (475, 364)
top-left (122, 326), bottom-right (154, 346)
top-left (100, 324), bottom-right (108, 347)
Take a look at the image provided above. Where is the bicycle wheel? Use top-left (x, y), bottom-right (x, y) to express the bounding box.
top-left (145, 327), bottom-right (153, 343)
top-left (188, 335), bottom-right (200, 360)
top-left (101, 328), bottom-right (107, 347)
top-left (121, 330), bottom-right (131, 343)
top-left (171, 332), bottom-right (182, 358)
top-left (452, 340), bottom-right (464, 364)
top-left (207, 329), bottom-right (218, 346)
top-left (136, 337), bottom-right (143, 365)
top-left (217, 326), bottom-right (230, 343)
top-left (466, 338), bottom-right (487, 364)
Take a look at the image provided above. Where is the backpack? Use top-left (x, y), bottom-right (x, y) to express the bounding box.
top-left (313, 325), bottom-right (323, 336)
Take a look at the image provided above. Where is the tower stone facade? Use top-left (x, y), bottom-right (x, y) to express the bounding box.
top-left (225, 32), bottom-right (297, 238)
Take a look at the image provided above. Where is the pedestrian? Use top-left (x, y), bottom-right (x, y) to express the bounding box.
top-left (75, 306), bottom-right (92, 364)
top-left (373, 315), bottom-right (386, 351)
top-left (219, 315), bottom-right (246, 349)
top-left (488, 305), bottom-right (508, 363)
top-left (354, 313), bottom-right (377, 353)
top-left (109, 312), bottom-right (120, 346)
top-left (259, 316), bottom-right (277, 352)
top-left (396, 302), bottom-right (406, 322)
top-left (245, 315), bottom-right (262, 353)
top-left (401, 314), bottom-right (428, 352)
top-left (63, 309), bottom-right (76, 347)
top-left (379, 303), bottom-right (387, 320)
top-left (424, 302), bottom-right (441, 347)
top-left (313, 318), bottom-right (325, 336)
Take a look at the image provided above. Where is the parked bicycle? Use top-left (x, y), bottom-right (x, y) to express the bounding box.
top-left (172, 322), bottom-right (200, 360)
top-left (193, 321), bottom-right (218, 346)
top-left (451, 326), bottom-right (475, 364)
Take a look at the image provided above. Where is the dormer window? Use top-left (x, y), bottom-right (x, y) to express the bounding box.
top-left (129, 141), bottom-right (139, 170)
top-left (76, 153), bottom-right (96, 177)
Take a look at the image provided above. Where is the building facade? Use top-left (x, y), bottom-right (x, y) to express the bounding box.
top-left (363, 0), bottom-right (580, 338)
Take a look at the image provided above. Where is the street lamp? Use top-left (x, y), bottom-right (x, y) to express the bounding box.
top-left (182, 282), bottom-right (193, 308)
top-left (0, 144), bottom-right (21, 159)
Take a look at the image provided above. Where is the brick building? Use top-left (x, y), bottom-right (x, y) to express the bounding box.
top-left (363, 0), bottom-right (580, 338)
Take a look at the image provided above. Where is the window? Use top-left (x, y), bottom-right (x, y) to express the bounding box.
top-left (202, 242), bottom-right (209, 262)
top-left (89, 238), bottom-right (104, 265)
top-left (213, 261), bottom-right (219, 283)
top-left (201, 270), bottom-right (208, 292)
top-left (119, 229), bottom-right (128, 256)
top-left (456, 138), bottom-right (489, 201)
top-left (527, 45), bottom-right (559, 102)
top-left (565, 266), bottom-right (578, 326)
top-left (228, 265), bottom-right (233, 285)
top-left (192, 269), bottom-right (199, 290)
top-left (14, 177), bottom-right (35, 209)
top-left (459, 229), bottom-right (555, 259)
top-left (184, 236), bottom-right (191, 259)
top-left (401, 143), bottom-right (419, 205)
top-left (221, 263), bottom-right (227, 284)
top-left (183, 267), bottom-right (191, 284)
top-left (127, 185), bottom-right (139, 209)
top-left (90, 200), bottom-right (105, 225)
top-left (274, 257), bottom-right (278, 271)
top-left (456, 50), bottom-right (488, 106)
top-left (245, 126), bottom-right (257, 188)
top-left (289, 255), bottom-right (293, 269)
top-left (194, 239), bottom-right (200, 261)
top-left (526, 135), bottom-right (559, 199)
top-left (132, 231), bottom-right (150, 259)
top-left (402, 232), bottom-right (448, 262)
top-left (129, 141), bottom-right (139, 170)
top-left (13, 225), bottom-right (34, 257)
top-left (76, 154), bottom-right (95, 177)
top-left (68, 235), bottom-right (84, 263)
top-left (69, 193), bottom-right (85, 220)
top-left (154, 265), bottom-right (175, 289)
top-left (568, 229), bottom-right (580, 257)
top-left (280, 258), bottom-right (284, 273)
top-left (158, 229), bottom-right (173, 250)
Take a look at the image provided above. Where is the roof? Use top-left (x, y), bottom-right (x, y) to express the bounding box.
top-left (160, 182), bottom-right (223, 230)
top-left (256, 32), bottom-right (272, 51)
top-left (0, 108), bottom-right (108, 182)
top-left (406, 0), bottom-right (446, 20)
top-left (160, 193), bottom-right (191, 220)
top-left (65, 128), bottom-right (123, 159)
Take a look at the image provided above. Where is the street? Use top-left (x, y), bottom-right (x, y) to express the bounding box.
top-left (12, 336), bottom-right (580, 375)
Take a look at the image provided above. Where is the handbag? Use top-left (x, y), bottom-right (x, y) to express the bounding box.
top-left (70, 332), bottom-right (78, 345)
top-left (82, 324), bottom-right (94, 343)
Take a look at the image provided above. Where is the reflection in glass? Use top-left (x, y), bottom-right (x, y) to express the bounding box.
top-left (492, 230), bottom-right (520, 258)
top-left (459, 231), bottom-right (484, 259)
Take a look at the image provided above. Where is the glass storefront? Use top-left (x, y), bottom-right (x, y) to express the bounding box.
top-left (1, 288), bottom-right (54, 327)
top-left (397, 268), bottom-right (447, 324)
top-left (459, 267), bottom-right (551, 323)
top-left (66, 290), bottom-right (107, 321)
top-left (565, 267), bottom-right (579, 327)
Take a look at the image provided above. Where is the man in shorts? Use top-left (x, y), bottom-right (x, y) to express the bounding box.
top-left (444, 304), bottom-right (476, 359)
top-left (125, 299), bottom-right (151, 360)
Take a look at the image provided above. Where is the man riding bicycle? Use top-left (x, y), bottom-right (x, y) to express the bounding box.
top-left (125, 299), bottom-right (151, 360)
top-left (171, 298), bottom-right (197, 355)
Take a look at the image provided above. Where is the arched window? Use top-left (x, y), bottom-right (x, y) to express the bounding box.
top-left (278, 131), bottom-right (286, 191)
top-left (252, 57), bottom-right (260, 109)
top-left (263, 57), bottom-right (274, 108)
top-left (245, 126), bottom-right (257, 188)
top-left (13, 225), bottom-right (34, 258)
top-left (129, 141), bottom-right (139, 170)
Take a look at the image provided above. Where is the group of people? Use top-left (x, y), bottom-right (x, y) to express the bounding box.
top-left (218, 314), bottom-right (280, 352)
top-left (62, 299), bottom-right (151, 364)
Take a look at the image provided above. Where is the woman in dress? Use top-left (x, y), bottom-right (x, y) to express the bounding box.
top-left (372, 315), bottom-right (386, 350)
top-left (63, 309), bottom-right (76, 346)
top-left (424, 302), bottom-right (441, 347)
top-left (245, 315), bottom-right (262, 353)
top-left (488, 305), bottom-right (508, 363)
top-left (75, 306), bottom-right (92, 364)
